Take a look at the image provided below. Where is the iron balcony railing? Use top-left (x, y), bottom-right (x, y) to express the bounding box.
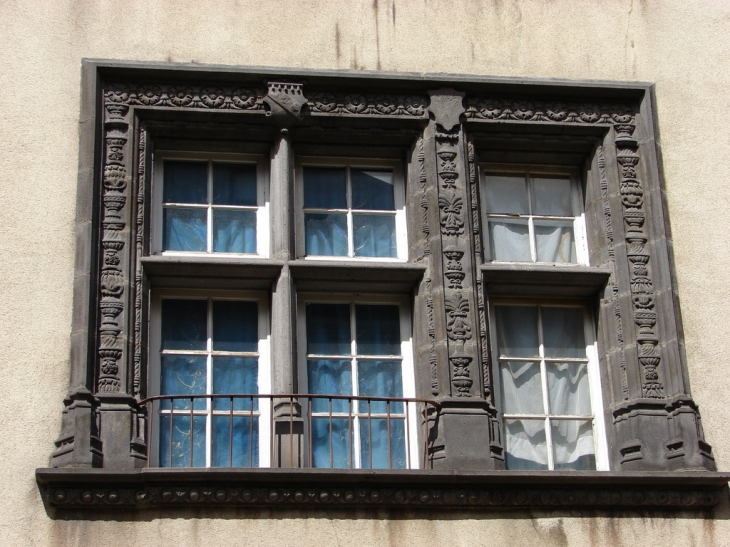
top-left (142, 394), bottom-right (440, 470)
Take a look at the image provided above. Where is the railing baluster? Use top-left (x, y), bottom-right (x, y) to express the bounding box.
top-left (368, 399), bottom-right (372, 469)
top-left (405, 401), bottom-right (411, 469)
top-left (328, 397), bottom-right (333, 469)
top-left (189, 397), bottom-right (194, 467)
top-left (348, 398), bottom-right (353, 469)
top-left (229, 396), bottom-right (234, 468)
top-left (308, 397), bottom-right (313, 469)
top-left (387, 400), bottom-right (391, 470)
top-left (289, 398), bottom-right (294, 468)
top-left (250, 396), bottom-right (254, 468)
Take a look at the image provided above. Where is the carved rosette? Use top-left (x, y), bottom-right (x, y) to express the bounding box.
top-left (615, 125), bottom-right (664, 399)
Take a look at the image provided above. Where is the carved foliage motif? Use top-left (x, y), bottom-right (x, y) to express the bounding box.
top-left (105, 84), bottom-right (265, 111)
top-left (615, 126), bottom-right (664, 399)
top-left (307, 91), bottom-right (428, 117)
top-left (438, 193), bottom-right (465, 236)
top-left (465, 97), bottom-right (636, 125)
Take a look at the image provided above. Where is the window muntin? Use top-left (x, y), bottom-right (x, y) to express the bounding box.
top-left (491, 301), bottom-right (607, 471)
top-left (295, 158), bottom-right (407, 260)
top-left (482, 166), bottom-right (587, 265)
top-left (297, 294), bottom-right (417, 469)
top-left (153, 153), bottom-right (269, 257)
top-left (148, 291), bottom-right (271, 468)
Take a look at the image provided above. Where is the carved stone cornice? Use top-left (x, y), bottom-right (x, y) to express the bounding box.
top-left (37, 468), bottom-right (729, 511)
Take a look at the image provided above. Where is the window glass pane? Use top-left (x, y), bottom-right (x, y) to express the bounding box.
top-left (311, 418), bottom-right (351, 468)
top-left (535, 223), bottom-right (576, 263)
top-left (163, 208), bottom-right (207, 252)
top-left (159, 415), bottom-right (207, 468)
top-left (212, 357), bottom-right (258, 411)
top-left (212, 300), bottom-right (258, 352)
top-left (306, 303), bottom-right (351, 355)
top-left (304, 213), bottom-right (348, 256)
top-left (351, 169), bottom-right (395, 210)
top-left (213, 209), bottom-right (256, 253)
top-left (489, 221), bottom-right (531, 262)
top-left (163, 161), bottom-right (208, 204)
top-left (485, 175), bottom-right (528, 215)
top-left (160, 355), bottom-right (207, 410)
top-left (355, 304), bottom-right (401, 355)
top-left (303, 167), bottom-right (347, 209)
top-left (212, 162), bottom-right (257, 206)
top-left (551, 420), bottom-right (596, 470)
top-left (212, 416), bottom-right (258, 468)
top-left (360, 417), bottom-right (406, 469)
top-left (533, 177), bottom-right (573, 217)
top-left (357, 360), bottom-right (403, 413)
top-left (353, 214), bottom-right (397, 258)
top-left (504, 419), bottom-right (548, 470)
top-left (547, 363), bottom-right (591, 416)
top-left (495, 306), bottom-right (539, 358)
top-left (541, 307), bottom-right (586, 358)
top-left (499, 361), bottom-right (543, 415)
top-left (307, 359), bottom-right (352, 413)
top-left (161, 299), bottom-right (207, 351)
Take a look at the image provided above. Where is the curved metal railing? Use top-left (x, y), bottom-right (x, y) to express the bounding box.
top-left (141, 394), bottom-right (440, 470)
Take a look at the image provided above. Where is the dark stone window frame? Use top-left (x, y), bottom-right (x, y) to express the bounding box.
top-left (37, 60), bottom-right (729, 513)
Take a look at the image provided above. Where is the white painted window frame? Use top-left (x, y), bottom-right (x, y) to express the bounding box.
top-left (480, 163), bottom-right (589, 265)
top-left (148, 288), bottom-right (272, 468)
top-left (489, 298), bottom-right (609, 471)
top-left (294, 157), bottom-right (407, 261)
top-left (295, 292), bottom-right (419, 469)
top-left (152, 151), bottom-right (270, 258)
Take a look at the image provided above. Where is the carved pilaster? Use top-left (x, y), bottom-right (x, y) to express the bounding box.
top-left (424, 89), bottom-right (502, 469)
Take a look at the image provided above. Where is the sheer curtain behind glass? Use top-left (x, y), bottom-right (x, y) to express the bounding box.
top-left (496, 304), bottom-right (596, 470)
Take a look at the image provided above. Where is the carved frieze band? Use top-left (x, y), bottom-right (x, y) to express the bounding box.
top-left (43, 484), bottom-right (720, 509)
top-left (465, 96), bottom-right (636, 125)
top-left (614, 124), bottom-right (664, 399)
top-left (104, 84), bottom-right (265, 111)
top-left (307, 91), bottom-right (428, 117)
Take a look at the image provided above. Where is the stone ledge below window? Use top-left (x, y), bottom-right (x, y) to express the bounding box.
top-left (141, 255), bottom-right (285, 290)
top-left (36, 468), bottom-right (729, 512)
top-left (289, 260), bottom-right (427, 293)
top-left (481, 263), bottom-right (612, 297)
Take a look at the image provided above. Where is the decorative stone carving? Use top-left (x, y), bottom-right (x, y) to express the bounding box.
top-left (105, 83), bottom-right (265, 111)
top-left (263, 82), bottom-right (307, 125)
top-left (307, 90), bottom-right (428, 117)
top-left (438, 193), bottom-right (465, 236)
top-left (428, 88), bottom-right (465, 131)
top-left (465, 97), bottom-right (635, 125)
top-left (41, 479), bottom-right (723, 509)
top-left (614, 125), bottom-right (664, 399)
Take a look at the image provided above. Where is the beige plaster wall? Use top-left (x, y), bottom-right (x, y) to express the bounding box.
top-left (1, 0), bottom-right (729, 545)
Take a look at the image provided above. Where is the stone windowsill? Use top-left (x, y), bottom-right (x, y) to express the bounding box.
top-left (36, 467), bottom-right (730, 512)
